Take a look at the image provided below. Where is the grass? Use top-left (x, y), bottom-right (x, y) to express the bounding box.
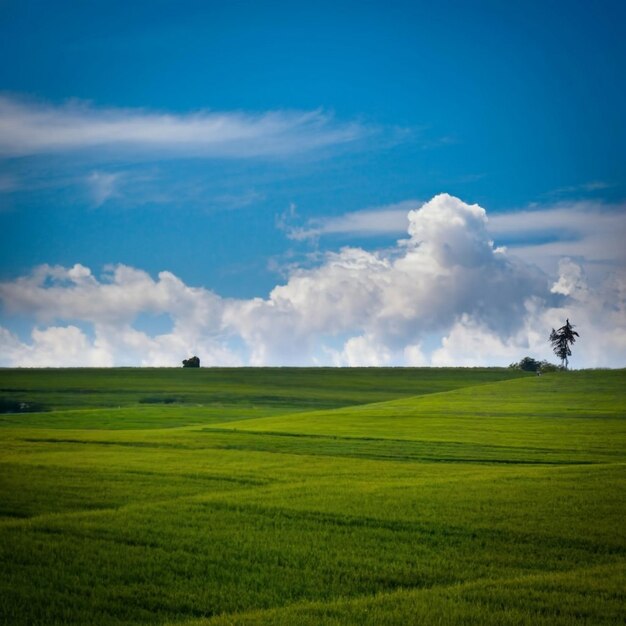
top-left (0, 366), bottom-right (528, 412)
top-left (0, 367), bottom-right (624, 624)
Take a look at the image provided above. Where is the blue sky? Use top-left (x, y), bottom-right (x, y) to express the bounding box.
top-left (0, 0), bottom-right (625, 366)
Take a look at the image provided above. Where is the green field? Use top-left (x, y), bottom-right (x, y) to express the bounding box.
top-left (0, 367), bottom-right (625, 625)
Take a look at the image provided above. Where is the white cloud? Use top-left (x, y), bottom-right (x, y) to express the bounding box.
top-left (431, 316), bottom-right (523, 367)
top-left (551, 258), bottom-right (588, 298)
top-left (546, 180), bottom-right (613, 197)
top-left (1, 194), bottom-right (624, 367)
top-left (487, 201), bottom-right (626, 272)
top-left (237, 194), bottom-right (550, 364)
top-left (0, 325), bottom-right (113, 368)
top-left (0, 263), bottom-right (223, 327)
top-left (0, 95), bottom-right (369, 159)
top-left (0, 263), bottom-right (239, 367)
top-left (210, 190), bottom-right (265, 211)
top-left (87, 171), bottom-right (122, 206)
top-left (403, 343), bottom-right (428, 366)
top-left (281, 198), bottom-right (626, 278)
top-left (284, 200), bottom-right (419, 240)
top-left (327, 334), bottom-right (393, 367)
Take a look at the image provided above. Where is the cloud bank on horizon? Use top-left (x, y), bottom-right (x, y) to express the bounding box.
top-left (2, 194), bottom-right (624, 368)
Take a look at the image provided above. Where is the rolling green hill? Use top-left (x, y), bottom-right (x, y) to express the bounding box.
top-left (0, 366), bottom-right (527, 413)
top-left (0, 367), bottom-right (624, 625)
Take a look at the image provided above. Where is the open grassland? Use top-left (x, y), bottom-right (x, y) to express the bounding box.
top-left (0, 367), bottom-right (624, 625)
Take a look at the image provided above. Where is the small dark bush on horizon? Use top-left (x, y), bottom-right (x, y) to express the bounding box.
top-left (182, 356), bottom-right (200, 368)
top-left (509, 356), bottom-right (563, 372)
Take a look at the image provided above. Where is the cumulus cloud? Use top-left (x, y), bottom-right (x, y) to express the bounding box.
top-left (328, 334), bottom-right (393, 367)
top-left (0, 325), bottom-right (113, 367)
top-left (1, 194), bottom-right (624, 367)
top-left (0, 95), bottom-right (369, 159)
top-left (282, 198), bottom-right (626, 275)
top-left (551, 258), bottom-right (589, 298)
top-left (0, 263), bottom-right (239, 367)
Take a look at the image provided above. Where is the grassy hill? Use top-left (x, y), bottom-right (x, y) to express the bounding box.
top-left (0, 366), bottom-right (527, 413)
top-left (0, 367), bottom-right (624, 624)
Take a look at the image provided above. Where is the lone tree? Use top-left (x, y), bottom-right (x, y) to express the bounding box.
top-left (549, 319), bottom-right (579, 369)
top-left (182, 356), bottom-right (200, 368)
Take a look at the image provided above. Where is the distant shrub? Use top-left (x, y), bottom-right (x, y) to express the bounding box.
top-left (182, 356), bottom-right (200, 368)
top-left (509, 356), bottom-right (541, 372)
top-left (508, 357), bottom-right (562, 373)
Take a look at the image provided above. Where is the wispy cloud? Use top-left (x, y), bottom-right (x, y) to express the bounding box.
top-left (489, 201), bottom-right (626, 267)
top-left (86, 171), bottom-right (123, 207)
top-left (544, 180), bottom-right (614, 198)
top-left (209, 190), bottom-right (265, 211)
top-left (282, 200), bottom-right (420, 240)
top-left (0, 95), bottom-right (371, 159)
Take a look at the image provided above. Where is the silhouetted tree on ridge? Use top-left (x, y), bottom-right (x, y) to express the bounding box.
top-left (549, 319), bottom-right (579, 369)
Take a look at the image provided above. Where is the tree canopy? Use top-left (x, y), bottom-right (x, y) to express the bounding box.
top-left (182, 356), bottom-right (200, 368)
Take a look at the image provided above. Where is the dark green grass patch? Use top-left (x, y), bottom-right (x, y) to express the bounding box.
top-left (0, 405), bottom-right (290, 430)
top-left (0, 366), bottom-right (529, 412)
top-left (0, 461), bottom-right (263, 520)
top-left (194, 562), bottom-right (626, 626)
top-left (0, 397), bottom-right (48, 413)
